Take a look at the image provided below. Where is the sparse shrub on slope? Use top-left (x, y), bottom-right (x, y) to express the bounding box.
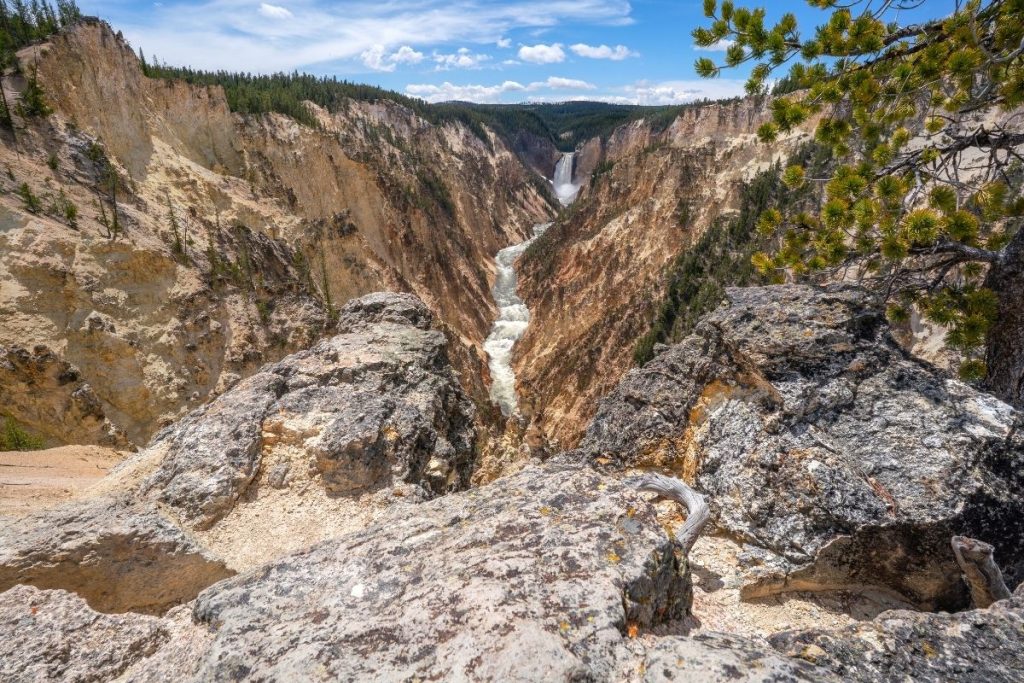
top-left (0, 416), bottom-right (44, 450)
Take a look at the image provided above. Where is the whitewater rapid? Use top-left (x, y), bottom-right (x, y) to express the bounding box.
top-left (484, 152), bottom-right (578, 417)
top-left (484, 222), bottom-right (551, 416)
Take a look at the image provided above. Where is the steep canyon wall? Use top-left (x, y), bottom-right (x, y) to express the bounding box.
top-left (1, 21), bottom-right (553, 445)
top-left (515, 99), bottom-right (816, 448)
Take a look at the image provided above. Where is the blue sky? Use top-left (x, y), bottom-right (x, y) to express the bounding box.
top-left (81, 0), bottom-right (955, 105)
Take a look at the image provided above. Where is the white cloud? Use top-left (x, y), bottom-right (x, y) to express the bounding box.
top-left (360, 45), bottom-right (394, 71)
top-left (605, 79), bottom-right (746, 104)
top-left (258, 3), bottom-right (293, 20)
top-left (405, 75), bottom-right (747, 105)
top-left (541, 76), bottom-right (595, 90)
top-left (433, 47), bottom-right (490, 70)
top-left (518, 43), bottom-right (565, 64)
top-left (406, 75), bottom-right (596, 102)
top-left (360, 44), bottom-right (425, 71)
top-left (695, 39), bottom-right (735, 52)
top-left (569, 43), bottom-right (636, 60)
top-left (391, 45), bottom-right (426, 65)
top-left (360, 45), bottom-right (388, 71)
top-left (515, 78), bottom-right (747, 105)
top-left (122, 0), bottom-right (634, 74)
top-left (406, 81), bottom-right (526, 103)
top-left (496, 37), bottom-right (511, 48)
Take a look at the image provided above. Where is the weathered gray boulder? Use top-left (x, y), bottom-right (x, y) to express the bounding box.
top-left (126, 460), bottom-right (690, 681)
top-left (141, 292), bottom-right (476, 529)
top-left (770, 596), bottom-right (1024, 682)
top-left (638, 631), bottom-right (835, 682)
top-left (0, 585), bottom-right (169, 682)
top-left (583, 285), bottom-right (1024, 610)
top-left (0, 498), bottom-right (232, 614)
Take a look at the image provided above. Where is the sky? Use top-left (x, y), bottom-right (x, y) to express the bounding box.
top-left (80, 0), bottom-right (955, 106)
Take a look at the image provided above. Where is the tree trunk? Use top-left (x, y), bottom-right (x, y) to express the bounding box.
top-left (985, 227), bottom-right (1024, 407)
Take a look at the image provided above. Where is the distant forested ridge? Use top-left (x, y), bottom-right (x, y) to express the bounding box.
top-left (143, 61), bottom-right (734, 153)
top-left (0, 4), bottom-right (737, 158)
top-left (496, 100), bottom-right (739, 150)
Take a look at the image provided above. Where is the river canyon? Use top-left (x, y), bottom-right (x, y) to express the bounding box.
top-left (2, 14), bottom-right (1024, 683)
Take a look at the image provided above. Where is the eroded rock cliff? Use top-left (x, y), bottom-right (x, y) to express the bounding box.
top-left (515, 99), bottom-right (815, 449)
top-left (1, 20), bottom-right (552, 447)
top-left (583, 285), bottom-right (1024, 611)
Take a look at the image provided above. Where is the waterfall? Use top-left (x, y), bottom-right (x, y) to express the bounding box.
top-left (553, 152), bottom-right (580, 206)
top-left (483, 152), bottom-right (580, 418)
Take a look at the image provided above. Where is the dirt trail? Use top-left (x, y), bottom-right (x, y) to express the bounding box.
top-left (0, 446), bottom-right (126, 517)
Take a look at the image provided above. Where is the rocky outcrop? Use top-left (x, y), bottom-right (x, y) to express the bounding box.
top-left (141, 292), bottom-right (475, 530)
top-left (0, 345), bottom-right (128, 448)
top-left (0, 293), bottom-right (477, 608)
top-left (638, 632), bottom-right (829, 682)
top-left (516, 98), bottom-right (815, 449)
top-left (122, 460), bottom-right (688, 681)
top-left (583, 285), bottom-right (1024, 611)
top-left (771, 597), bottom-right (1024, 682)
top-left (0, 585), bottom-right (169, 683)
top-left (0, 499), bottom-right (233, 614)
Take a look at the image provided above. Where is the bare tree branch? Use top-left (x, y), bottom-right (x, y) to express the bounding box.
top-left (909, 241), bottom-right (1002, 264)
top-left (628, 473), bottom-right (711, 555)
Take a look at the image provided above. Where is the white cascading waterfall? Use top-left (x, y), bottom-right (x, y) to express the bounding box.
top-left (552, 152), bottom-right (580, 206)
top-left (483, 151), bottom-right (578, 417)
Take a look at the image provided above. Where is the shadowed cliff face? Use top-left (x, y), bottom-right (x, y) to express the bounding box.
top-left (514, 99), bottom-right (816, 450)
top-left (2, 21), bottom-right (553, 445)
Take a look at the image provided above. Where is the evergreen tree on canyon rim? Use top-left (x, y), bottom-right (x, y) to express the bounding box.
top-left (695, 0), bottom-right (1024, 405)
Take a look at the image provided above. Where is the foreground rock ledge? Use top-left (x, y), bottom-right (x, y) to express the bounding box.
top-left (0, 293), bottom-right (477, 611)
top-left (0, 585), bottom-right (169, 683)
top-left (6, 457), bottom-right (1023, 682)
top-left (584, 284), bottom-right (1024, 611)
top-left (0, 461), bottom-right (690, 681)
top-left (0, 499), bottom-right (233, 615)
top-left (3, 286), bottom-right (1024, 681)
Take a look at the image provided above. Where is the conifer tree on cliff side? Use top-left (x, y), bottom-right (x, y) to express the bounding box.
top-left (695, 0), bottom-right (1024, 405)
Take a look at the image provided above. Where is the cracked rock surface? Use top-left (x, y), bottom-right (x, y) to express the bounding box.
top-left (0, 293), bottom-right (477, 611)
top-left (583, 285), bottom-right (1024, 610)
top-left (0, 585), bottom-right (169, 682)
top-left (141, 292), bottom-right (476, 529)
top-left (770, 596), bottom-right (1024, 682)
top-left (122, 459), bottom-right (690, 681)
